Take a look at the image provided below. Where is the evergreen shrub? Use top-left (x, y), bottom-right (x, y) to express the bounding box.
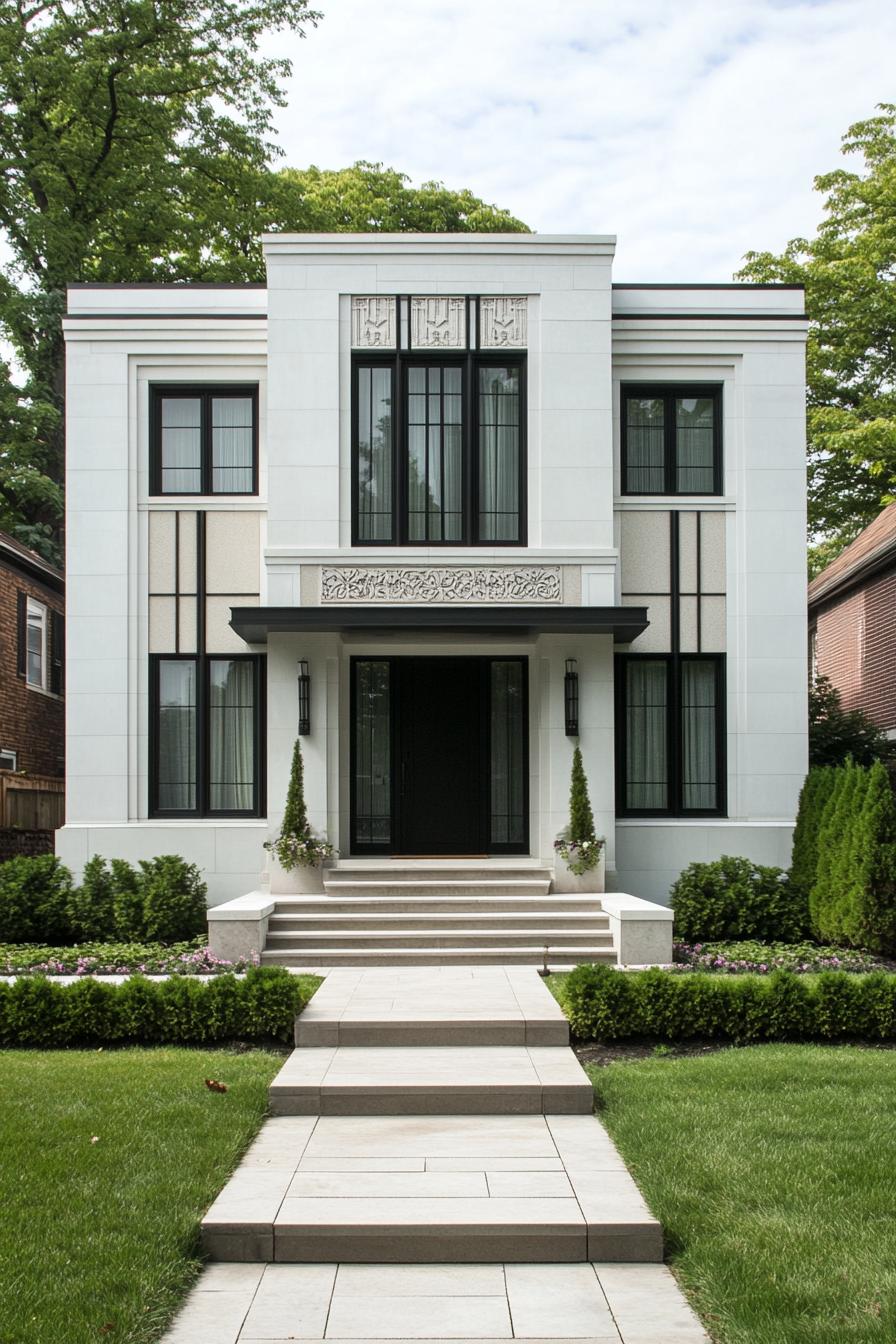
top-left (138, 856), bottom-right (207, 942)
top-left (670, 855), bottom-right (807, 943)
top-left (562, 962), bottom-right (896, 1043)
top-left (789, 766), bottom-right (836, 899)
top-left (0, 966), bottom-right (309, 1047)
top-left (0, 856), bottom-right (75, 943)
top-left (67, 855), bottom-right (115, 941)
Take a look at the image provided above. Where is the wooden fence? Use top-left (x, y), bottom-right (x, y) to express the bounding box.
top-left (0, 772), bottom-right (65, 831)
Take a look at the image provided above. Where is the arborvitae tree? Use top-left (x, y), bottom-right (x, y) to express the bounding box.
top-left (809, 763), bottom-right (850, 937)
top-left (790, 767), bottom-right (836, 899)
top-left (282, 739), bottom-right (310, 841)
top-left (569, 747), bottom-right (596, 842)
top-left (812, 761), bottom-right (869, 942)
top-left (838, 761), bottom-right (896, 953)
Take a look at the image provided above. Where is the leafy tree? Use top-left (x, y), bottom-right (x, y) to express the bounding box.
top-left (809, 675), bottom-right (891, 766)
top-left (0, 0), bottom-right (322, 560)
top-left (738, 104), bottom-right (896, 561)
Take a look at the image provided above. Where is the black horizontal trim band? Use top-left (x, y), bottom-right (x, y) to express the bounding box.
top-left (67, 282), bottom-right (267, 289)
top-left (66, 312), bottom-right (267, 320)
top-left (612, 282), bottom-right (805, 291)
top-left (230, 604), bottom-right (649, 644)
top-left (612, 311), bottom-right (806, 321)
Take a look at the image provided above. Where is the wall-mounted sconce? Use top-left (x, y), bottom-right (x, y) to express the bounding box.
top-left (297, 659), bottom-right (311, 735)
top-left (564, 658), bottom-right (579, 737)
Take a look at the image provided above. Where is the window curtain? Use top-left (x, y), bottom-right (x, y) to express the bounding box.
top-left (357, 367), bottom-right (393, 541)
top-left (479, 367), bottom-right (519, 540)
top-left (625, 397), bottom-right (665, 492)
top-left (354, 661), bottom-right (391, 846)
top-left (158, 661), bottom-right (197, 810)
top-left (209, 660), bottom-right (255, 811)
top-left (676, 397), bottom-right (715, 492)
top-left (681, 660), bottom-right (718, 809)
top-left (160, 397), bottom-right (202, 493)
top-left (626, 661), bottom-right (668, 809)
top-left (212, 396), bottom-right (254, 492)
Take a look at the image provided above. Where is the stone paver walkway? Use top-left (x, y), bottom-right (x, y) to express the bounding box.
top-left (161, 968), bottom-right (708, 1343)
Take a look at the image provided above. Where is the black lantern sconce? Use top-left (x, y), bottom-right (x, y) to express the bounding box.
top-left (297, 659), bottom-right (311, 735)
top-left (564, 658), bottom-right (579, 737)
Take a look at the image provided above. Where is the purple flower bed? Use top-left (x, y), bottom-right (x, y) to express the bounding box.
top-left (672, 940), bottom-right (881, 975)
top-left (0, 937), bottom-right (258, 977)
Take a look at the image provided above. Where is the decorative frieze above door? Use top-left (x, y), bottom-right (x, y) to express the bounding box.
top-left (350, 296), bottom-right (528, 350)
top-left (320, 565), bottom-right (561, 604)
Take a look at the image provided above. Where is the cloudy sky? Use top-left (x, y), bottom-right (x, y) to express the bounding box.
top-left (265, 0), bottom-right (895, 280)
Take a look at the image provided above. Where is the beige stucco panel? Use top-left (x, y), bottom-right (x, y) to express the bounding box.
top-left (148, 595), bottom-right (176, 652)
top-left (623, 594), bottom-right (671, 652)
top-left (700, 511), bottom-right (726, 592)
top-left (678, 511), bottom-right (698, 593)
top-left (701, 595), bottom-right (726, 652)
top-left (206, 511), bottom-right (261, 595)
top-left (178, 511), bottom-right (198, 594)
top-left (206, 594), bottom-right (258, 653)
top-left (679, 594), bottom-right (698, 652)
top-left (620, 512), bottom-right (670, 594)
top-left (148, 512), bottom-right (176, 595)
top-left (178, 595), bottom-right (197, 653)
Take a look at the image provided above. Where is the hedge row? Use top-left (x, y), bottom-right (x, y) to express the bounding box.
top-left (563, 963), bottom-right (896, 1044)
top-left (0, 967), bottom-right (309, 1047)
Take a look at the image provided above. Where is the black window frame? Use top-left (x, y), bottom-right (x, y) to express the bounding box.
top-left (621, 383), bottom-right (723, 497)
top-left (149, 652), bottom-right (266, 818)
top-left (149, 384), bottom-right (259, 497)
top-left (351, 352), bottom-right (527, 547)
top-left (615, 652), bottom-right (726, 818)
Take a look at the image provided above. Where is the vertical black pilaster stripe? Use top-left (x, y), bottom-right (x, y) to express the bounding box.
top-left (670, 511), bottom-right (681, 812)
top-left (696, 511), bottom-right (702, 654)
top-left (174, 512), bottom-right (180, 654)
top-left (196, 510), bottom-right (207, 813)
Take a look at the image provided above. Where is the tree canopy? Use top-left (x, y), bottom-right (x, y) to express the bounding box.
top-left (739, 104), bottom-right (896, 572)
top-left (0, 2), bottom-right (527, 562)
top-left (808, 675), bottom-right (891, 768)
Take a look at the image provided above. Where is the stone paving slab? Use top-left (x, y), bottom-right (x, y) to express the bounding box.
top-left (201, 1115), bottom-right (661, 1264)
top-left (268, 1046), bottom-right (593, 1115)
top-left (160, 1262), bottom-right (709, 1342)
top-left (296, 968), bottom-right (569, 1047)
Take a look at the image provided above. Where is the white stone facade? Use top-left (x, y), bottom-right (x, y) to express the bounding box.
top-left (57, 236), bottom-right (808, 903)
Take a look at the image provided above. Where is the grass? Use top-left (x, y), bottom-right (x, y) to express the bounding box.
top-left (589, 1045), bottom-right (896, 1343)
top-left (0, 1047), bottom-right (285, 1344)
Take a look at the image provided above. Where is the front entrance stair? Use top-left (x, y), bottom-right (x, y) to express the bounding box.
top-left (260, 863), bottom-right (614, 967)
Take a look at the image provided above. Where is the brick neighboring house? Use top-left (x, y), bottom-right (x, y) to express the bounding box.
top-left (808, 503), bottom-right (896, 739)
top-left (0, 530), bottom-right (65, 784)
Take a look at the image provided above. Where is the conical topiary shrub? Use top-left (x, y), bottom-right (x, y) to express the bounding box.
top-left (265, 739), bottom-right (334, 870)
top-left (555, 746), bottom-right (602, 876)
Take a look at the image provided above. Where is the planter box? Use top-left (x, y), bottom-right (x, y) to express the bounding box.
top-left (553, 847), bottom-right (605, 894)
top-left (267, 855), bottom-right (328, 895)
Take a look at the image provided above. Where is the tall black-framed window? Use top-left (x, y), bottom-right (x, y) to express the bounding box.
top-left (352, 355), bottom-right (526, 546)
top-left (615, 653), bottom-right (726, 816)
top-left (622, 384), bottom-right (722, 496)
top-left (150, 386), bottom-right (258, 496)
top-left (150, 654), bottom-right (265, 817)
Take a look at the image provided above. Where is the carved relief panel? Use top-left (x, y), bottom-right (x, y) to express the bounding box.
top-left (351, 296), bottom-right (397, 349)
top-left (410, 296), bottom-right (466, 349)
top-left (480, 296), bottom-right (527, 348)
top-left (321, 565), bottom-right (561, 604)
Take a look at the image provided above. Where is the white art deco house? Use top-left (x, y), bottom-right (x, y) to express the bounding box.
top-left (56, 234), bottom-right (808, 961)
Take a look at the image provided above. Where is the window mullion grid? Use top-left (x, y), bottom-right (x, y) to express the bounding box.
top-left (467, 355), bottom-right (475, 544)
top-left (665, 393), bottom-right (676, 496)
top-left (397, 355), bottom-right (407, 546)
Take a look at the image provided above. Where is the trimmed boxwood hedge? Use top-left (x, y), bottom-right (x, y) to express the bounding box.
top-left (0, 967), bottom-right (310, 1047)
top-left (563, 963), bottom-right (896, 1044)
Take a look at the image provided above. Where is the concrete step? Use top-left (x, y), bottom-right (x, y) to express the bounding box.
top-left (200, 1114), bottom-right (663, 1264)
top-left (271, 894), bottom-right (602, 915)
top-left (323, 879), bottom-right (553, 897)
top-left (325, 864), bottom-right (554, 880)
top-left (268, 910), bottom-right (610, 933)
top-left (265, 927), bottom-right (613, 950)
top-left (268, 1046), bottom-right (593, 1116)
top-left (264, 946), bottom-right (615, 968)
top-left (295, 966), bottom-right (570, 1046)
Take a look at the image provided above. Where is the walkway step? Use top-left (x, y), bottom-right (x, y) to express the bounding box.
top-left (265, 945), bottom-right (615, 967)
top-left (266, 928), bottom-right (612, 949)
top-left (268, 1046), bottom-right (593, 1116)
top-left (324, 880), bottom-right (553, 897)
top-left (271, 893), bottom-right (603, 914)
top-left (200, 1114), bottom-right (663, 1264)
top-left (268, 913), bottom-right (610, 933)
top-left (295, 967), bottom-right (570, 1046)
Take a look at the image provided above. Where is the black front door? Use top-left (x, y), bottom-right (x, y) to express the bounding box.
top-left (397, 657), bottom-right (484, 854)
top-left (350, 655), bottom-right (528, 857)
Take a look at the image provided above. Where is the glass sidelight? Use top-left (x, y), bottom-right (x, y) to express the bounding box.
top-left (353, 660), bottom-right (392, 847)
top-left (489, 659), bottom-right (526, 847)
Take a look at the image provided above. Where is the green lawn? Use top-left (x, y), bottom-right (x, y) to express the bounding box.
top-left (0, 1048), bottom-right (284, 1344)
top-left (590, 1045), bottom-right (896, 1344)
